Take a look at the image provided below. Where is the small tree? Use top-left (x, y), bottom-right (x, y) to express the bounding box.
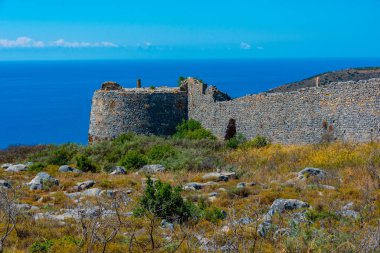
top-left (75, 154), bottom-right (97, 172)
top-left (0, 188), bottom-right (18, 253)
top-left (175, 119), bottom-right (215, 140)
top-left (119, 150), bottom-right (147, 171)
top-left (136, 177), bottom-right (194, 222)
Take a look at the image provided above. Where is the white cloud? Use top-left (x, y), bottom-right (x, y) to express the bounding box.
top-left (0, 37), bottom-right (119, 48)
top-left (50, 39), bottom-right (118, 48)
top-left (240, 42), bottom-right (251, 50)
top-left (0, 37), bottom-right (45, 48)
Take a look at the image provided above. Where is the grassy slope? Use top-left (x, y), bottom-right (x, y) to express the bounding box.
top-left (1, 139), bottom-right (380, 252)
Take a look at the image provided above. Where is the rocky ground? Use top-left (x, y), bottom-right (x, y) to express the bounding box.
top-left (0, 137), bottom-right (379, 252)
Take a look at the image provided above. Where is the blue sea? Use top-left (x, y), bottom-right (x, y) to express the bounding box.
top-left (1, 58), bottom-right (380, 148)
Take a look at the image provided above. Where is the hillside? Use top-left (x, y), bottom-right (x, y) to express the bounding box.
top-left (0, 128), bottom-right (379, 252)
top-left (268, 67), bottom-right (380, 93)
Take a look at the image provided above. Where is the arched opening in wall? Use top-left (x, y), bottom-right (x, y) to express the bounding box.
top-left (225, 118), bottom-right (236, 140)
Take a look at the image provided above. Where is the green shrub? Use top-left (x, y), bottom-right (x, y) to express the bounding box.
top-left (135, 177), bottom-right (195, 222)
top-left (202, 207), bottom-right (226, 223)
top-left (146, 144), bottom-right (176, 162)
top-left (28, 162), bottom-right (46, 172)
top-left (30, 239), bottom-right (53, 253)
top-left (242, 135), bottom-right (270, 149)
top-left (119, 150), bottom-right (147, 171)
top-left (306, 209), bottom-right (337, 222)
top-left (177, 76), bottom-right (186, 86)
top-left (226, 133), bottom-right (246, 149)
top-left (113, 133), bottom-right (135, 145)
top-left (46, 144), bottom-right (78, 165)
top-left (75, 154), bottom-right (97, 172)
top-left (175, 119), bottom-right (216, 140)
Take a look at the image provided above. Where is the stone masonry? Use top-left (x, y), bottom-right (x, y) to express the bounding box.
top-left (89, 78), bottom-right (380, 144)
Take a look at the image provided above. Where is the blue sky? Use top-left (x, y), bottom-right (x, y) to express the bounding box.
top-left (0, 0), bottom-right (379, 60)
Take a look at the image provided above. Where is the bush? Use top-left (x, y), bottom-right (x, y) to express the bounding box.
top-left (177, 76), bottom-right (186, 86)
top-left (146, 144), bottom-right (176, 162)
top-left (28, 162), bottom-right (46, 172)
top-left (136, 177), bottom-right (195, 222)
top-left (175, 119), bottom-right (216, 140)
top-left (30, 239), bottom-right (53, 253)
top-left (75, 154), bottom-right (97, 172)
top-left (46, 144), bottom-right (78, 165)
top-left (242, 135), bottom-right (270, 149)
top-left (202, 207), bottom-right (226, 223)
top-left (119, 150), bottom-right (147, 171)
top-left (226, 133), bottom-right (246, 149)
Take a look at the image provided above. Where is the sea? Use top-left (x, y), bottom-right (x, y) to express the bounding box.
top-left (1, 58), bottom-right (380, 149)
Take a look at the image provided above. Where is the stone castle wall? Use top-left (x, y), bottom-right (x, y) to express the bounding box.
top-left (186, 78), bottom-right (380, 144)
top-left (89, 86), bottom-right (187, 142)
top-left (89, 78), bottom-right (380, 144)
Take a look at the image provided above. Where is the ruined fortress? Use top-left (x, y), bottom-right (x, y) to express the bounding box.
top-left (89, 76), bottom-right (380, 144)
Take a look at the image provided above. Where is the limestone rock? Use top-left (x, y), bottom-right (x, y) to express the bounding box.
top-left (160, 219), bottom-right (174, 231)
top-left (259, 199), bottom-right (310, 237)
top-left (75, 180), bottom-right (95, 191)
top-left (183, 181), bottom-right (217, 191)
top-left (236, 182), bottom-right (246, 188)
top-left (65, 188), bottom-right (101, 199)
top-left (139, 164), bottom-right (166, 174)
top-left (28, 172), bottom-right (59, 190)
top-left (5, 164), bottom-right (28, 172)
top-left (110, 166), bottom-right (126, 175)
top-left (1, 163), bottom-right (12, 169)
top-left (298, 167), bottom-right (327, 180)
top-left (13, 203), bottom-right (39, 211)
top-left (0, 180), bottom-right (12, 189)
top-left (202, 171), bottom-right (236, 182)
top-left (58, 165), bottom-right (82, 173)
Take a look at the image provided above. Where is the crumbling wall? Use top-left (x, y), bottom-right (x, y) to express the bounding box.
top-left (187, 78), bottom-right (380, 144)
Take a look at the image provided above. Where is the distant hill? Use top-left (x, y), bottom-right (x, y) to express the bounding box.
top-left (268, 67), bottom-right (380, 93)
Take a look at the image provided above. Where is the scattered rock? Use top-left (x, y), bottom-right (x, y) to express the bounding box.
top-left (75, 180), bottom-right (95, 191)
top-left (58, 165), bottom-right (82, 173)
top-left (221, 225), bottom-right (230, 233)
top-left (196, 235), bottom-right (216, 252)
top-left (126, 189), bottom-right (133, 194)
top-left (319, 184), bottom-right (336, 190)
top-left (13, 203), bottom-right (39, 211)
top-left (139, 164), bottom-right (166, 174)
top-left (202, 171), bottom-right (236, 182)
top-left (233, 217), bottom-right (254, 225)
top-left (1, 163), bottom-right (12, 169)
top-left (273, 228), bottom-right (291, 240)
top-left (236, 182), bottom-right (246, 188)
top-left (258, 199), bottom-right (310, 237)
top-left (337, 210), bottom-right (360, 219)
top-left (109, 166), bottom-right (126, 175)
top-left (298, 167), bottom-right (327, 180)
top-left (183, 182), bottom-right (203, 190)
top-left (5, 164), bottom-right (28, 172)
top-left (183, 181), bottom-right (217, 191)
top-left (337, 202), bottom-right (359, 219)
top-left (65, 188), bottom-right (101, 199)
top-left (0, 180), bottom-right (12, 189)
top-left (269, 198), bottom-right (310, 215)
top-left (28, 172), bottom-right (59, 190)
top-left (343, 202), bottom-right (354, 211)
top-left (208, 192), bottom-right (218, 197)
top-left (160, 219), bottom-right (174, 231)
